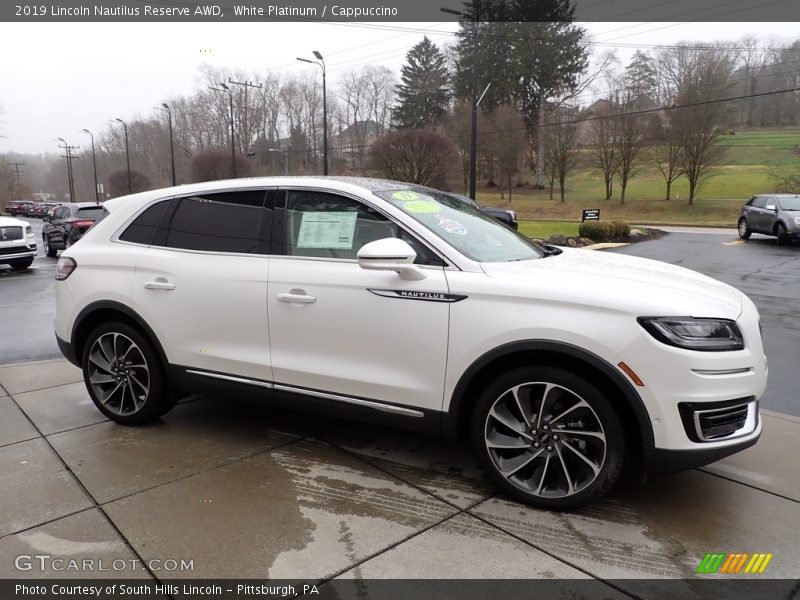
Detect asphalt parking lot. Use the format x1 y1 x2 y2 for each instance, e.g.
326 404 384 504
0 224 798 597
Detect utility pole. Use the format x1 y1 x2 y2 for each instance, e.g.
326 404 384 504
8 163 24 201
8 162 24 181
228 78 262 158
56 139 79 202
210 83 236 177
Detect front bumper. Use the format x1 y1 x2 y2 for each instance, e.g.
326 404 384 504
57 335 80 367
0 244 36 262
644 430 760 472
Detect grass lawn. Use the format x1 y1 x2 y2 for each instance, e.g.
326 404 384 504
475 127 799 229
517 221 580 239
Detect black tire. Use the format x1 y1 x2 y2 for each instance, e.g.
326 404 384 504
776 223 790 246
470 365 625 510
43 235 57 258
8 258 34 271
81 321 173 425
737 218 751 240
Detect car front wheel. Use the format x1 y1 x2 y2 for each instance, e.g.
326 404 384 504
737 218 751 240
82 322 172 425
43 235 57 258
776 223 790 246
471 365 625 510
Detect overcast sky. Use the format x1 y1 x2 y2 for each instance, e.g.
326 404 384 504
0 21 796 155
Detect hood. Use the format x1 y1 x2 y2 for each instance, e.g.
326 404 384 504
480 247 743 319
0 216 30 228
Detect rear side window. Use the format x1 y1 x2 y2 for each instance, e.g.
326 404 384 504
119 201 170 245
166 191 267 254
751 196 767 208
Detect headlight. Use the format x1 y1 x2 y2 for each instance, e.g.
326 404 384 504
638 317 744 351
793 217 800 226
25 225 33 236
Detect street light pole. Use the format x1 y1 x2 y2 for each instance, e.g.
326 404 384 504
156 103 177 186
210 83 236 178
80 129 100 202
113 118 132 194
442 2 481 200
298 51 328 175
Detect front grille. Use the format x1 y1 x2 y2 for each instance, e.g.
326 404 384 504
679 398 756 442
696 405 749 440
0 245 31 256
0 226 23 241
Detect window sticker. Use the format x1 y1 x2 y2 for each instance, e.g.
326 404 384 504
391 191 420 202
296 211 358 249
434 215 468 235
404 200 441 214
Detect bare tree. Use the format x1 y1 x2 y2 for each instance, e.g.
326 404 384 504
370 129 456 188
587 100 621 200
614 89 648 204
659 44 737 204
490 104 526 201
543 109 579 203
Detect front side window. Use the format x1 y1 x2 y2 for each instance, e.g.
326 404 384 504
375 188 543 263
166 190 267 254
282 190 442 265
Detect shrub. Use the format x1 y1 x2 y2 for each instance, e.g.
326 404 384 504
578 221 613 242
369 129 457 188
610 220 631 237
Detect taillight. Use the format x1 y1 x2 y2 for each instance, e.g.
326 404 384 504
56 257 77 281
73 220 94 228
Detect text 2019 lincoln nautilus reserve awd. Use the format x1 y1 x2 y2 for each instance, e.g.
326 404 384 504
53 177 765 509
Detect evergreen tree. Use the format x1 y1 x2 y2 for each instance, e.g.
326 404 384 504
394 37 451 129
625 50 658 103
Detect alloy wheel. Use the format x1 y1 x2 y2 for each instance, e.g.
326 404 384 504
87 332 150 416
738 220 748 237
484 382 607 499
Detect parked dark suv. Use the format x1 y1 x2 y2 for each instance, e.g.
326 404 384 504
42 202 107 257
738 194 800 245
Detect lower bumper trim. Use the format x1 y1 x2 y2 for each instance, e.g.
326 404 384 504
56 335 79 367
644 433 760 472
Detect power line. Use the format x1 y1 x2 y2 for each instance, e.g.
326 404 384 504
8 162 25 181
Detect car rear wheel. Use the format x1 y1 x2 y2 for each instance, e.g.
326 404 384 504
43 236 57 258
737 218 751 240
81 322 173 425
776 223 790 246
471 365 625 510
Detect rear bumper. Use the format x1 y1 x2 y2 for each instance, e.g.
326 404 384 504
644 431 760 472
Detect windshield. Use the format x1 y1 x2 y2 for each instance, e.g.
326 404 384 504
375 188 543 262
778 197 800 211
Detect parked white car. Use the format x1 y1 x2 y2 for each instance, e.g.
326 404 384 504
53 177 766 509
0 215 37 271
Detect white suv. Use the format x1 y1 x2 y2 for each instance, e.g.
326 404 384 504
0 215 37 271
54 177 766 509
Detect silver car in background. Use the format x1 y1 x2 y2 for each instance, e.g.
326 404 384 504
738 194 800 245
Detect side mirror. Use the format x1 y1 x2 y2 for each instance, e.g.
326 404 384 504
357 238 426 281
765 204 777 211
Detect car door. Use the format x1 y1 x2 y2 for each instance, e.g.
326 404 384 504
267 188 451 412
47 206 70 247
762 196 779 233
131 189 274 383
748 196 768 232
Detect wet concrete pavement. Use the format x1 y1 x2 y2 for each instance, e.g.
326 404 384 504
0 359 798 596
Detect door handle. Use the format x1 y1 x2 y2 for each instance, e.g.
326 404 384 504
144 280 175 291
277 292 316 304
